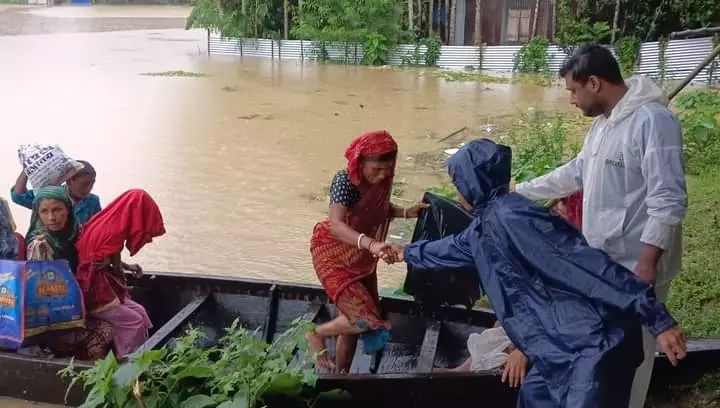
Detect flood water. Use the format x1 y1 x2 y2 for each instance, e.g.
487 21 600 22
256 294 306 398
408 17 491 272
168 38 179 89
1 6 572 406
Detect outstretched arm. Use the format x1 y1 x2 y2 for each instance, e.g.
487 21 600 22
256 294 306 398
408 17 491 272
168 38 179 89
400 223 476 270
514 152 584 201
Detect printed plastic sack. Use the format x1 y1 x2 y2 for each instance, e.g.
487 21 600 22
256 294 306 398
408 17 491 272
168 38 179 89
0 261 25 350
18 144 84 190
402 192 482 309
0 260 85 350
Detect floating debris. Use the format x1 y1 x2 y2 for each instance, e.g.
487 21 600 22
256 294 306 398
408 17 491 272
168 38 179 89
140 70 206 77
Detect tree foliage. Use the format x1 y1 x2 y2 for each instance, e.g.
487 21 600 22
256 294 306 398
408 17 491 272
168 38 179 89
292 0 406 65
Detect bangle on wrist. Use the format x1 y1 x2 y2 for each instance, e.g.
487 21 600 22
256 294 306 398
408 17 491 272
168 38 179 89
357 233 366 249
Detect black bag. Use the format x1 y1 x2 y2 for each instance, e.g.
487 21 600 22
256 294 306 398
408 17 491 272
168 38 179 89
402 192 482 309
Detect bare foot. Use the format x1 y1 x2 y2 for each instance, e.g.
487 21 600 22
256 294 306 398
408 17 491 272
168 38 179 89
307 332 335 371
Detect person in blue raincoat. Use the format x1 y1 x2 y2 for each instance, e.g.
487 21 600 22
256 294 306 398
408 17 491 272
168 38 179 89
385 138 687 408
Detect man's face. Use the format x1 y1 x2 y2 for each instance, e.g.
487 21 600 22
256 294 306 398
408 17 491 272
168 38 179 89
564 75 605 117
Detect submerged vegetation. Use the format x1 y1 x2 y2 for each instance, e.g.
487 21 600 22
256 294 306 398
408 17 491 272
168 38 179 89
140 70 207 78
60 318 317 408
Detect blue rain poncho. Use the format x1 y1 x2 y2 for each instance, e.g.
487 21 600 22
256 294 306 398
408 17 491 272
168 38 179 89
403 139 677 408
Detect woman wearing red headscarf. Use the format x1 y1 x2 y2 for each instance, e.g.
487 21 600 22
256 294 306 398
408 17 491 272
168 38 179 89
75 189 166 359
308 130 428 373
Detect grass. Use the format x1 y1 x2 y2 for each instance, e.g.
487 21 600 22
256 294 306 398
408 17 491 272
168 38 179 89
665 168 720 337
0 0 27 4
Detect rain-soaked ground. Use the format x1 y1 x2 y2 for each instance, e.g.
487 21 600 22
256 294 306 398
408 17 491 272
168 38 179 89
1 6 572 405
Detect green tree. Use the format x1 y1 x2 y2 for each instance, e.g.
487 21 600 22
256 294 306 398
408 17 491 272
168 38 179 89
292 0 405 65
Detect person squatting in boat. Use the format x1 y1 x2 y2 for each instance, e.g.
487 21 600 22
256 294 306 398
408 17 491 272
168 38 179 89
307 130 428 373
20 186 165 360
382 139 686 408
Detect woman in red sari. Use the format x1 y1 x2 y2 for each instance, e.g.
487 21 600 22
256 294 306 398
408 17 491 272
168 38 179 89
75 189 166 359
308 130 427 373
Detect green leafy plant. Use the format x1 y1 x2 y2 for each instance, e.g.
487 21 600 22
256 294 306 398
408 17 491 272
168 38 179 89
673 89 720 175
503 111 579 183
422 36 442 67
614 36 641 78
59 318 317 408
292 0 404 65
554 0 612 56
363 33 392 65
513 36 550 74
186 0 278 39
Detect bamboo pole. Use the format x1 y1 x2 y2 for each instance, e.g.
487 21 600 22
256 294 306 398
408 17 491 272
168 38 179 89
667 43 720 100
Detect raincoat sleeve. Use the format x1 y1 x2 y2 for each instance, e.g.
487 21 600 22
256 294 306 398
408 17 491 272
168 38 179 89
637 110 687 250
404 223 475 270
514 149 584 201
10 187 34 210
492 206 676 337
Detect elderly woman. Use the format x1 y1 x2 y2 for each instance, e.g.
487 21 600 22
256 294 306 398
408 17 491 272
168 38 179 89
308 130 427 373
24 186 112 360
75 189 166 359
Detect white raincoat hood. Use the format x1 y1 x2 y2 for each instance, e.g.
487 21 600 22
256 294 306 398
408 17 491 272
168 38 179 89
609 76 669 124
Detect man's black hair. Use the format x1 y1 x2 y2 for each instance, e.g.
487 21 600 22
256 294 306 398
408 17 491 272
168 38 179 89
558 44 625 85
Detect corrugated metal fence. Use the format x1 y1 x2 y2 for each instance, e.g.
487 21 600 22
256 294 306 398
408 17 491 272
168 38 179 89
209 32 719 83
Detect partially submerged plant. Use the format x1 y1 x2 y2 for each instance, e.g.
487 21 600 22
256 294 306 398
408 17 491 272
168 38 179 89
59 318 317 408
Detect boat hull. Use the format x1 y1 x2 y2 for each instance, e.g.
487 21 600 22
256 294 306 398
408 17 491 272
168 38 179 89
0 271 718 407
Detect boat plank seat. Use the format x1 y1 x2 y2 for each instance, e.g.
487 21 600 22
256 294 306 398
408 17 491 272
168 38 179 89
416 320 442 372
138 293 210 353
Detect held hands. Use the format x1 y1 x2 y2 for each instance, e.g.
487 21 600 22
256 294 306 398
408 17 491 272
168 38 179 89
366 241 405 265
656 326 687 366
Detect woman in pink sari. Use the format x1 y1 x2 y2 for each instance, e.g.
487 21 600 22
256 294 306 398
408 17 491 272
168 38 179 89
75 189 166 359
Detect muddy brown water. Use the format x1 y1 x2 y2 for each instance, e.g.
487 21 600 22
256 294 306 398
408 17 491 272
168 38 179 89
0 6 573 406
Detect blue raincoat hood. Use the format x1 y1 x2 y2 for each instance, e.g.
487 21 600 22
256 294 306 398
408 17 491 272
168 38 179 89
405 138 677 407
447 139 511 214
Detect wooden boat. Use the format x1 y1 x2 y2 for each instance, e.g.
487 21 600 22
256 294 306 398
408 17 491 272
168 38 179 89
1 271 719 408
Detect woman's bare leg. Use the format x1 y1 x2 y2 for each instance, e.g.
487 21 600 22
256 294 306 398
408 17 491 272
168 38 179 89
307 315 363 371
335 333 358 374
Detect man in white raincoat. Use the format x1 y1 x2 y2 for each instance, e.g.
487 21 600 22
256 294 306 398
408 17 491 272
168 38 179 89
514 44 687 408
